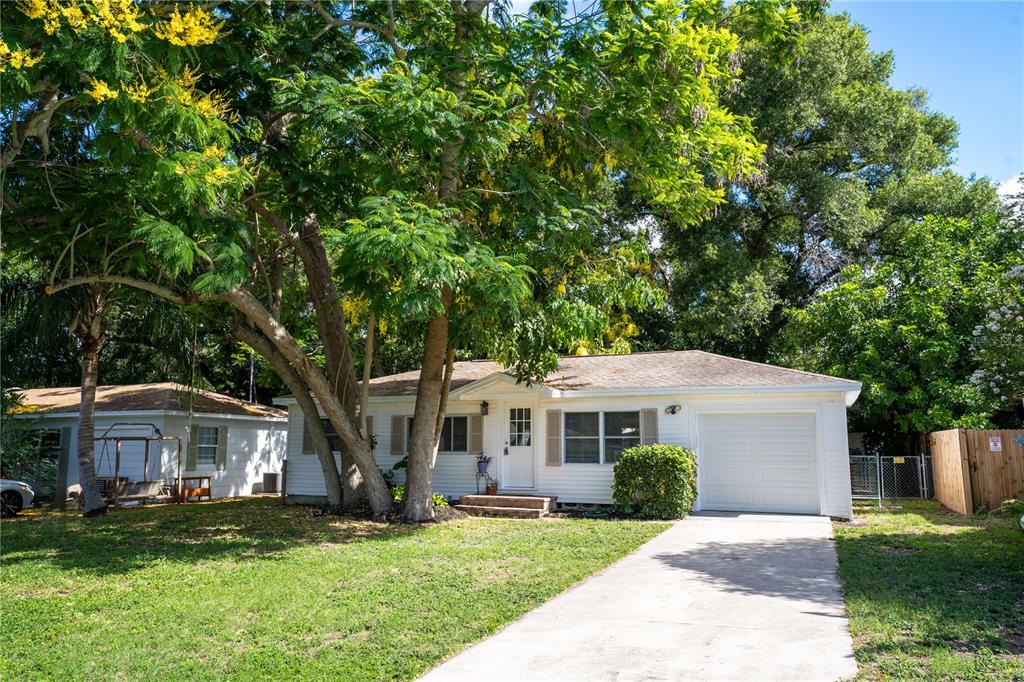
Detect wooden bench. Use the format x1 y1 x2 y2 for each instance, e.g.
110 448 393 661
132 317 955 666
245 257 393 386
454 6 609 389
179 476 212 502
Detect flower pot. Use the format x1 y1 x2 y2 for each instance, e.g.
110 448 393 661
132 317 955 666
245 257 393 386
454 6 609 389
477 461 489 474
485 486 497 495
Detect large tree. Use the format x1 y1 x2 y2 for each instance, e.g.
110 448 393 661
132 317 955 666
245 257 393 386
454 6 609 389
780 213 1023 452
641 12 999 360
18 0 806 521
2 1 243 513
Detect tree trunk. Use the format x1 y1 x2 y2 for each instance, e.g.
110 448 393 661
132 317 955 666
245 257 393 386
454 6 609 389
232 323 344 510
219 287 393 516
72 290 107 517
404 290 453 521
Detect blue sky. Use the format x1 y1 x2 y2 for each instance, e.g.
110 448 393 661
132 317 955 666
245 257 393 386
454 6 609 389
832 1 1024 189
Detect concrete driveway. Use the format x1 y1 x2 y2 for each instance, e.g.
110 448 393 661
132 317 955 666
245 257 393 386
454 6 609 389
419 513 857 682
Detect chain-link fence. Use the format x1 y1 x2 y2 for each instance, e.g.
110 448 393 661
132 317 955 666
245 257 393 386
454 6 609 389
850 454 933 502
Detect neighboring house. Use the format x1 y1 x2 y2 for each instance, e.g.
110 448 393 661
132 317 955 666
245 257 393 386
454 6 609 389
275 350 862 518
13 383 287 501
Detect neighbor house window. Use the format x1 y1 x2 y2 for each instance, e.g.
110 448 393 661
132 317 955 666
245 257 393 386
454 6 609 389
195 426 219 466
564 412 600 463
563 411 641 464
603 412 640 463
407 416 468 453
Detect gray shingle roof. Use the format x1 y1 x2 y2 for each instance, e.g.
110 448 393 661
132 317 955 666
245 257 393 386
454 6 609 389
15 383 286 418
366 350 858 397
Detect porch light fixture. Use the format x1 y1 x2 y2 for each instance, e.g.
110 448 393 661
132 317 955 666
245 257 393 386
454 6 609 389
665 404 681 415
480 401 489 416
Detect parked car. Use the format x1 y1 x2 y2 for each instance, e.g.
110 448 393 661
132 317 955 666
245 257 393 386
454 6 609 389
1 480 35 518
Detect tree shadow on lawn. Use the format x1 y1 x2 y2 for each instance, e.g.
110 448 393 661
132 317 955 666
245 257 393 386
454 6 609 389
0 498 425 577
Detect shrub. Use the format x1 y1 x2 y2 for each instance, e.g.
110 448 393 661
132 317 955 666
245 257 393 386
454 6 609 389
390 485 449 507
613 444 697 519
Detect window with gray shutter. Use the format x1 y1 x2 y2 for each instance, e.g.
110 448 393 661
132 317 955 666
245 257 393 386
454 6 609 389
545 410 562 466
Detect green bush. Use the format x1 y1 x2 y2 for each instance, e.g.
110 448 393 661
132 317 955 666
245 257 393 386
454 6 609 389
390 484 449 508
612 444 697 519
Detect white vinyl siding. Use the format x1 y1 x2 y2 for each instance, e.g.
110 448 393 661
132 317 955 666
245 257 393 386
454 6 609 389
281 388 854 518
17 412 286 499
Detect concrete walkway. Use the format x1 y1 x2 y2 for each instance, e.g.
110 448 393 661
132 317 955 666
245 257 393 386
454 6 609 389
419 513 857 682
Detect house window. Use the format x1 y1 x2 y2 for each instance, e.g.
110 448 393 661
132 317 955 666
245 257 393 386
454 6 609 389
603 412 640 463
509 408 531 446
320 418 343 452
195 426 219 465
563 411 641 464
407 416 468 453
564 412 600 463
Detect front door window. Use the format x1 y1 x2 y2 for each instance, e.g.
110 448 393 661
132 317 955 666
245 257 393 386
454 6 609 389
509 408 531 446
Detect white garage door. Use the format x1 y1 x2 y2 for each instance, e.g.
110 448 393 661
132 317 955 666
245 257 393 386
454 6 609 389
699 413 819 514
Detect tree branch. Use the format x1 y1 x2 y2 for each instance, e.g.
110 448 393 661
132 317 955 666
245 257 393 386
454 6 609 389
302 0 407 59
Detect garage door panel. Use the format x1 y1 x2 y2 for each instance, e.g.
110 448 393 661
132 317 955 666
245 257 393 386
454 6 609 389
703 485 756 508
705 462 755 483
699 413 819 515
760 465 815 483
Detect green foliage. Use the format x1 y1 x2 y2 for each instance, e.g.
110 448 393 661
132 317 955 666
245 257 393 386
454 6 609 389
650 13 999 360
0 389 41 479
783 214 1022 447
389 484 448 508
613 444 697 519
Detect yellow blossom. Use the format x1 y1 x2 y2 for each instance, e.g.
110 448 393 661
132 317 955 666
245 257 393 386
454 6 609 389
122 80 155 103
58 3 88 31
92 0 146 42
488 206 501 225
18 0 59 33
202 145 225 160
204 164 231 186
87 79 119 102
154 6 222 47
0 39 43 72
531 128 545 149
195 93 232 120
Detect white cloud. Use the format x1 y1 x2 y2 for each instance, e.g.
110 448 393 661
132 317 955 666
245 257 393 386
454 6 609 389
997 175 1023 199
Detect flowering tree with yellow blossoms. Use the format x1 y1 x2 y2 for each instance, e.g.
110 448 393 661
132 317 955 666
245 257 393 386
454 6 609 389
1 1 242 514
7 1 812 521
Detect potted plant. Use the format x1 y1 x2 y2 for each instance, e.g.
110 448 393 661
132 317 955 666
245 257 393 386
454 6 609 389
476 453 492 474
485 476 499 495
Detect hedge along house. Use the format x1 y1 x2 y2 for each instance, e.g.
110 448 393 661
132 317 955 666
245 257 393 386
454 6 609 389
275 350 862 518
12 383 287 502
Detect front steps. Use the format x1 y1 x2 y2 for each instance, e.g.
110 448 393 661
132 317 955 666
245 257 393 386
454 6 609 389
456 494 557 519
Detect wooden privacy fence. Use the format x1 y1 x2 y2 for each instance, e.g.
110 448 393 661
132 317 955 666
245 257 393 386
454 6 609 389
928 429 1024 514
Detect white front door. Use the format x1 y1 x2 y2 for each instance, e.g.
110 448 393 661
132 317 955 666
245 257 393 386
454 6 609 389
503 406 535 489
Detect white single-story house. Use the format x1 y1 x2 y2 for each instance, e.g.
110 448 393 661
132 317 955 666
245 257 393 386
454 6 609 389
275 350 862 518
13 383 287 501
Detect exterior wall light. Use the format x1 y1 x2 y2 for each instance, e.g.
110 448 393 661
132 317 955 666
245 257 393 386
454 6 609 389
480 401 489 416
665 404 682 415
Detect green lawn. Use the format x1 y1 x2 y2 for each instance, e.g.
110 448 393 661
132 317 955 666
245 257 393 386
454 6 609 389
1 498 668 681
834 500 1024 681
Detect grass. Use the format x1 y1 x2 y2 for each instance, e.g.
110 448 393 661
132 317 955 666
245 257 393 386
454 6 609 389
0 498 669 681
834 499 1024 681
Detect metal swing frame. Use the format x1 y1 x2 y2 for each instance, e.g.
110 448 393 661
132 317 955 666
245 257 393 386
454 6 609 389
95 423 183 505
